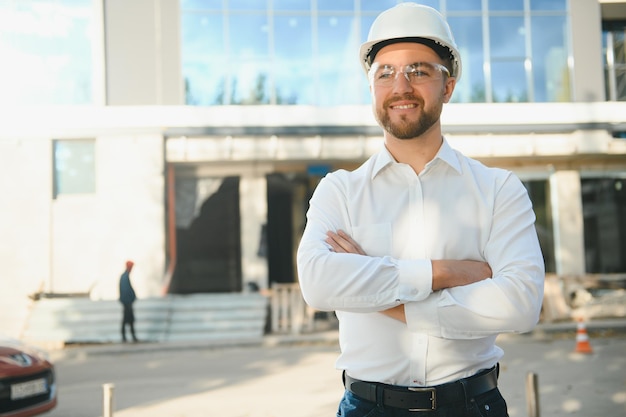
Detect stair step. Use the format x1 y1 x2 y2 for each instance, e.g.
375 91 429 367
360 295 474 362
22 293 269 345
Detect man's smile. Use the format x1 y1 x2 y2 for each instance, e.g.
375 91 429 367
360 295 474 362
390 103 417 110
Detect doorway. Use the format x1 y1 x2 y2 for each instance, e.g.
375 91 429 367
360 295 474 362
168 176 242 293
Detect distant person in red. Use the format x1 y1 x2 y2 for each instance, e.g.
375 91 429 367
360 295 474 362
119 260 139 342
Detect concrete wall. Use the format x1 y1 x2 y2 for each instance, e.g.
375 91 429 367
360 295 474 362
87 134 166 300
0 138 53 298
104 0 183 105
0 130 166 307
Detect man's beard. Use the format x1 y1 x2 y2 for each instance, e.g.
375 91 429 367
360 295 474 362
376 94 443 140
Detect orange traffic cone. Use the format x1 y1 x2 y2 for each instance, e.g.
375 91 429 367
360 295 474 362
574 319 593 354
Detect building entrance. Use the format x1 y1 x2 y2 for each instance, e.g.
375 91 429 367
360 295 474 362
165 170 313 294
168 176 242 293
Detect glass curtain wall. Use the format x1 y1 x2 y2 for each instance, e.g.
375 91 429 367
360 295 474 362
0 0 94 105
446 0 570 103
181 0 368 105
181 0 571 105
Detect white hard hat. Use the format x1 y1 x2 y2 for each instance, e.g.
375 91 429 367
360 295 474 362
359 3 462 80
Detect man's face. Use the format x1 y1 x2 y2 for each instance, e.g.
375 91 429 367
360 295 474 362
369 42 455 140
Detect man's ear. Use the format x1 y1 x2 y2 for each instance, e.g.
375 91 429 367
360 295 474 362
443 77 456 103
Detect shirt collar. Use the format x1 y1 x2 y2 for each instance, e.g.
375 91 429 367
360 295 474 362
371 146 395 179
433 138 462 174
371 137 462 179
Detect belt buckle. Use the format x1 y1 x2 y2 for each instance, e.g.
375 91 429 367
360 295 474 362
407 387 436 412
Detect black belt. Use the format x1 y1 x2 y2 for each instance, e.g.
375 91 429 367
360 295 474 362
344 366 498 412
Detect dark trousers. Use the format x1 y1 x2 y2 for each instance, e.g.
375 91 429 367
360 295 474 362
121 303 138 342
337 388 508 417
338 379 508 417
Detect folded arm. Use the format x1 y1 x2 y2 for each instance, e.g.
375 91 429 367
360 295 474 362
325 230 492 322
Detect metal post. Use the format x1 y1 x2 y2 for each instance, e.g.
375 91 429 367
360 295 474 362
290 285 303 335
525 372 540 417
103 383 115 417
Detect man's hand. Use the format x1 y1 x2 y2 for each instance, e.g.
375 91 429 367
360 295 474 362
325 230 366 255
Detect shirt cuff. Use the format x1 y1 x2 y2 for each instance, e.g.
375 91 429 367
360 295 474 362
396 258 433 301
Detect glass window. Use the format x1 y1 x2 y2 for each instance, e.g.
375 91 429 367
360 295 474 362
531 15 570 102
357 13 379 103
229 0 268 11
489 16 527 102
490 16 525 59
489 0 523 11
448 16 485 102
181 12 226 105
181 0 221 9
615 55 626 101
274 0 310 11
415 0 440 10
359 11 378 102
360 14 377 41
319 14 363 105
0 0 94 105
491 60 527 102
360 1 402 12
447 0 481 12
53 140 96 197
274 15 313 104
228 12 270 104
603 22 626 101
530 0 566 11
317 0 353 11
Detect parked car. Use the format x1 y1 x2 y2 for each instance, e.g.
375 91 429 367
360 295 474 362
0 336 57 417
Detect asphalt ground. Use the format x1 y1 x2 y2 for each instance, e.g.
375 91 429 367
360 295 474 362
46 319 626 417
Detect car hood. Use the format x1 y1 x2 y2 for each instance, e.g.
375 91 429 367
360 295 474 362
0 336 52 377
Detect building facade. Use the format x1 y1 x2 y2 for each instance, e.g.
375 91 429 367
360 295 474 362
1 0 625 312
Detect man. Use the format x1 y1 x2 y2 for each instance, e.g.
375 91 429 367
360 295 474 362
296 3 544 416
119 260 139 343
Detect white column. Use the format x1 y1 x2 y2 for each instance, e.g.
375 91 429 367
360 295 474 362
240 176 269 290
569 0 604 101
550 170 586 276
103 0 183 105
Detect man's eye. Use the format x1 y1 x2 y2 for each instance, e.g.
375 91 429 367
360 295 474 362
377 71 394 79
408 69 430 78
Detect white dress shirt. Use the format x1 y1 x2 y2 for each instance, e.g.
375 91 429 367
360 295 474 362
297 139 544 387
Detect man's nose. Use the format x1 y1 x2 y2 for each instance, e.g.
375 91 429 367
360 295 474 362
391 71 414 93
